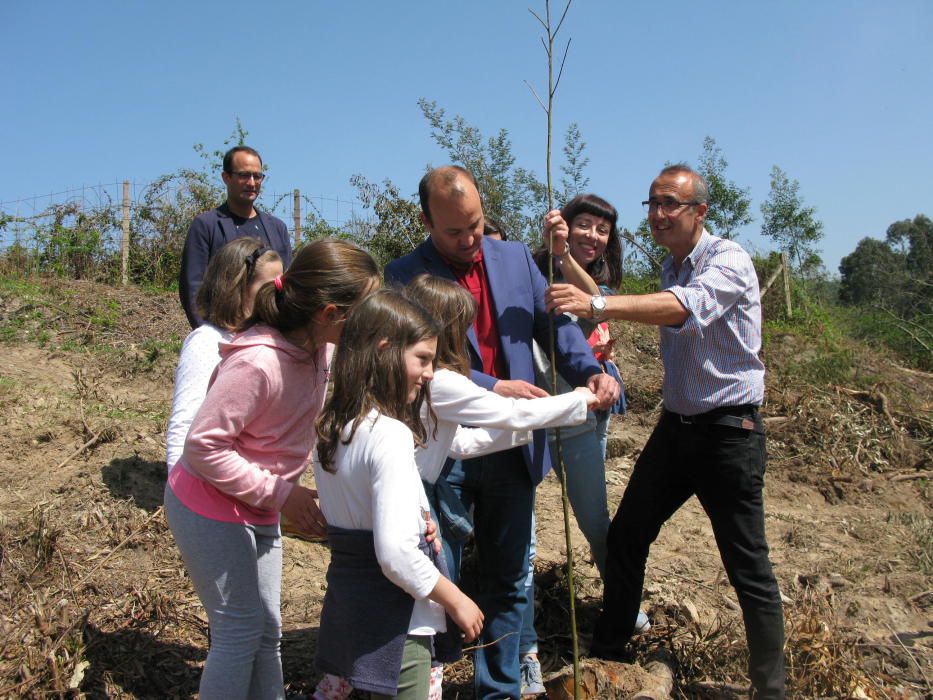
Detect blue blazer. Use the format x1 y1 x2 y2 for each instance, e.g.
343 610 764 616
179 203 293 329
385 236 601 484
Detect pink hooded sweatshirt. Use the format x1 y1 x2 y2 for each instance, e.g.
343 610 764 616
167 324 332 525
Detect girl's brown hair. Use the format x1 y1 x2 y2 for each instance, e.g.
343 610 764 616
404 275 475 377
196 237 282 330
316 289 440 473
247 238 379 335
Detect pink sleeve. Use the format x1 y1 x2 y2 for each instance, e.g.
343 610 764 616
182 355 294 511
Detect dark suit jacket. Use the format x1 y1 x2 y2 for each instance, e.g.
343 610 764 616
385 236 601 484
178 202 293 328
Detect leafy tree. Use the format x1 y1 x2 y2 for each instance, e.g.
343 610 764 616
132 166 222 287
558 122 589 203
418 98 547 244
760 165 824 271
696 136 753 239
620 218 665 278
886 214 933 282
300 210 347 245
192 117 250 176
838 237 904 306
34 201 117 281
131 120 249 287
837 215 932 366
352 102 591 260
349 175 424 268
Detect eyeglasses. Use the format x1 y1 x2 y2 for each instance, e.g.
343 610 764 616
229 171 266 182
642 198 699 214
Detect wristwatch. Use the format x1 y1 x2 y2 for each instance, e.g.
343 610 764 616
590 294 607 321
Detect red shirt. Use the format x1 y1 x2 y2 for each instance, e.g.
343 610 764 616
449 250 507 379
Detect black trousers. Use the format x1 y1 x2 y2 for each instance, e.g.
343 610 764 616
592 410 786 699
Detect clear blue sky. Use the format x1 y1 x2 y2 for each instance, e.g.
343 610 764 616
4 1 932 275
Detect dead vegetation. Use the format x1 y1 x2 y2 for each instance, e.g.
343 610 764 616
0 277 930 698
0 492 205 698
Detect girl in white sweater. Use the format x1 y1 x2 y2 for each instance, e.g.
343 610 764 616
312 277 595 700
314 289 483 700
405 274 597 485
165 237 282 472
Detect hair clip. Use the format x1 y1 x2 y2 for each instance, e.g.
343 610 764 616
245 246 271 270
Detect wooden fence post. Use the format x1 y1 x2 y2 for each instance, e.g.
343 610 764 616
760 260 783 298
121 181 130 286
293 189 301 247
781 251 792 318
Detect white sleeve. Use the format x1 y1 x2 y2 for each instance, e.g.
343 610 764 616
431 369 588 430
165 328 222 472
448 425 533 459
370 422 441 600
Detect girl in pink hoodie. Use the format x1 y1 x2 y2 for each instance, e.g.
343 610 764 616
164 238 379 700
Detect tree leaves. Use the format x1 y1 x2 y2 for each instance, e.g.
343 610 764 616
760 165 824 273
697 136 753 240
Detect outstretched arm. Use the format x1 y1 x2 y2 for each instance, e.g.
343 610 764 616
546 283 690 327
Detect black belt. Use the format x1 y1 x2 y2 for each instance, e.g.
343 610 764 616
665 405 760 431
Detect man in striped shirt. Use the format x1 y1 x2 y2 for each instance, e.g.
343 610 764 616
546 164 785 698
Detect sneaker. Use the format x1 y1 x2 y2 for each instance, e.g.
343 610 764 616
634 609 651 634
520 653 545 696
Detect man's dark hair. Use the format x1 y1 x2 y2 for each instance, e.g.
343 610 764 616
222 146 263 173
484 217 507 241
418 165 479 225
658 163 709 204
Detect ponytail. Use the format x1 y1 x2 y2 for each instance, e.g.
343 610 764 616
246 238 379 334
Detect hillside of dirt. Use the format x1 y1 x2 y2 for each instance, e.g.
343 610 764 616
0 277 930 699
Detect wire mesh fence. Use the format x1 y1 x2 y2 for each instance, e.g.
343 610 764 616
0 180 362 284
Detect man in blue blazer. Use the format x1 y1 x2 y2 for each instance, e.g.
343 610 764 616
178 146 293 328
385 165 618 699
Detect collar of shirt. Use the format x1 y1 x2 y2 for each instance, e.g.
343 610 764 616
661 228 711 286
441 248 484 276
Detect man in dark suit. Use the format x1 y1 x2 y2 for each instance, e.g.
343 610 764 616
385 165 618 699
178 146 292 328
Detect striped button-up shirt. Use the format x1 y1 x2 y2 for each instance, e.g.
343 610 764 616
659 229 764 416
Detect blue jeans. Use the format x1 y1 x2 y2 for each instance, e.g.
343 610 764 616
594 409 610 461
593 410 785 698
519 427 611 658
445 449 534 700
550 427 611 577
519 511 538 656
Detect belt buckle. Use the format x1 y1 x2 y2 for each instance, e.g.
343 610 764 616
678 413 693 425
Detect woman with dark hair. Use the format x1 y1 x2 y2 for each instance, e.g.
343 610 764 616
538 193 622 292
535 193 626 454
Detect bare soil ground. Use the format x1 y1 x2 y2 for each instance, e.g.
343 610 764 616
0 278 930 699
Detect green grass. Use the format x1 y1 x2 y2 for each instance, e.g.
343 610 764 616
0 276 46 296
888 512 933 575
95 403 168 424
140 336 184 365
0 274 183 368
89 298 120 330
